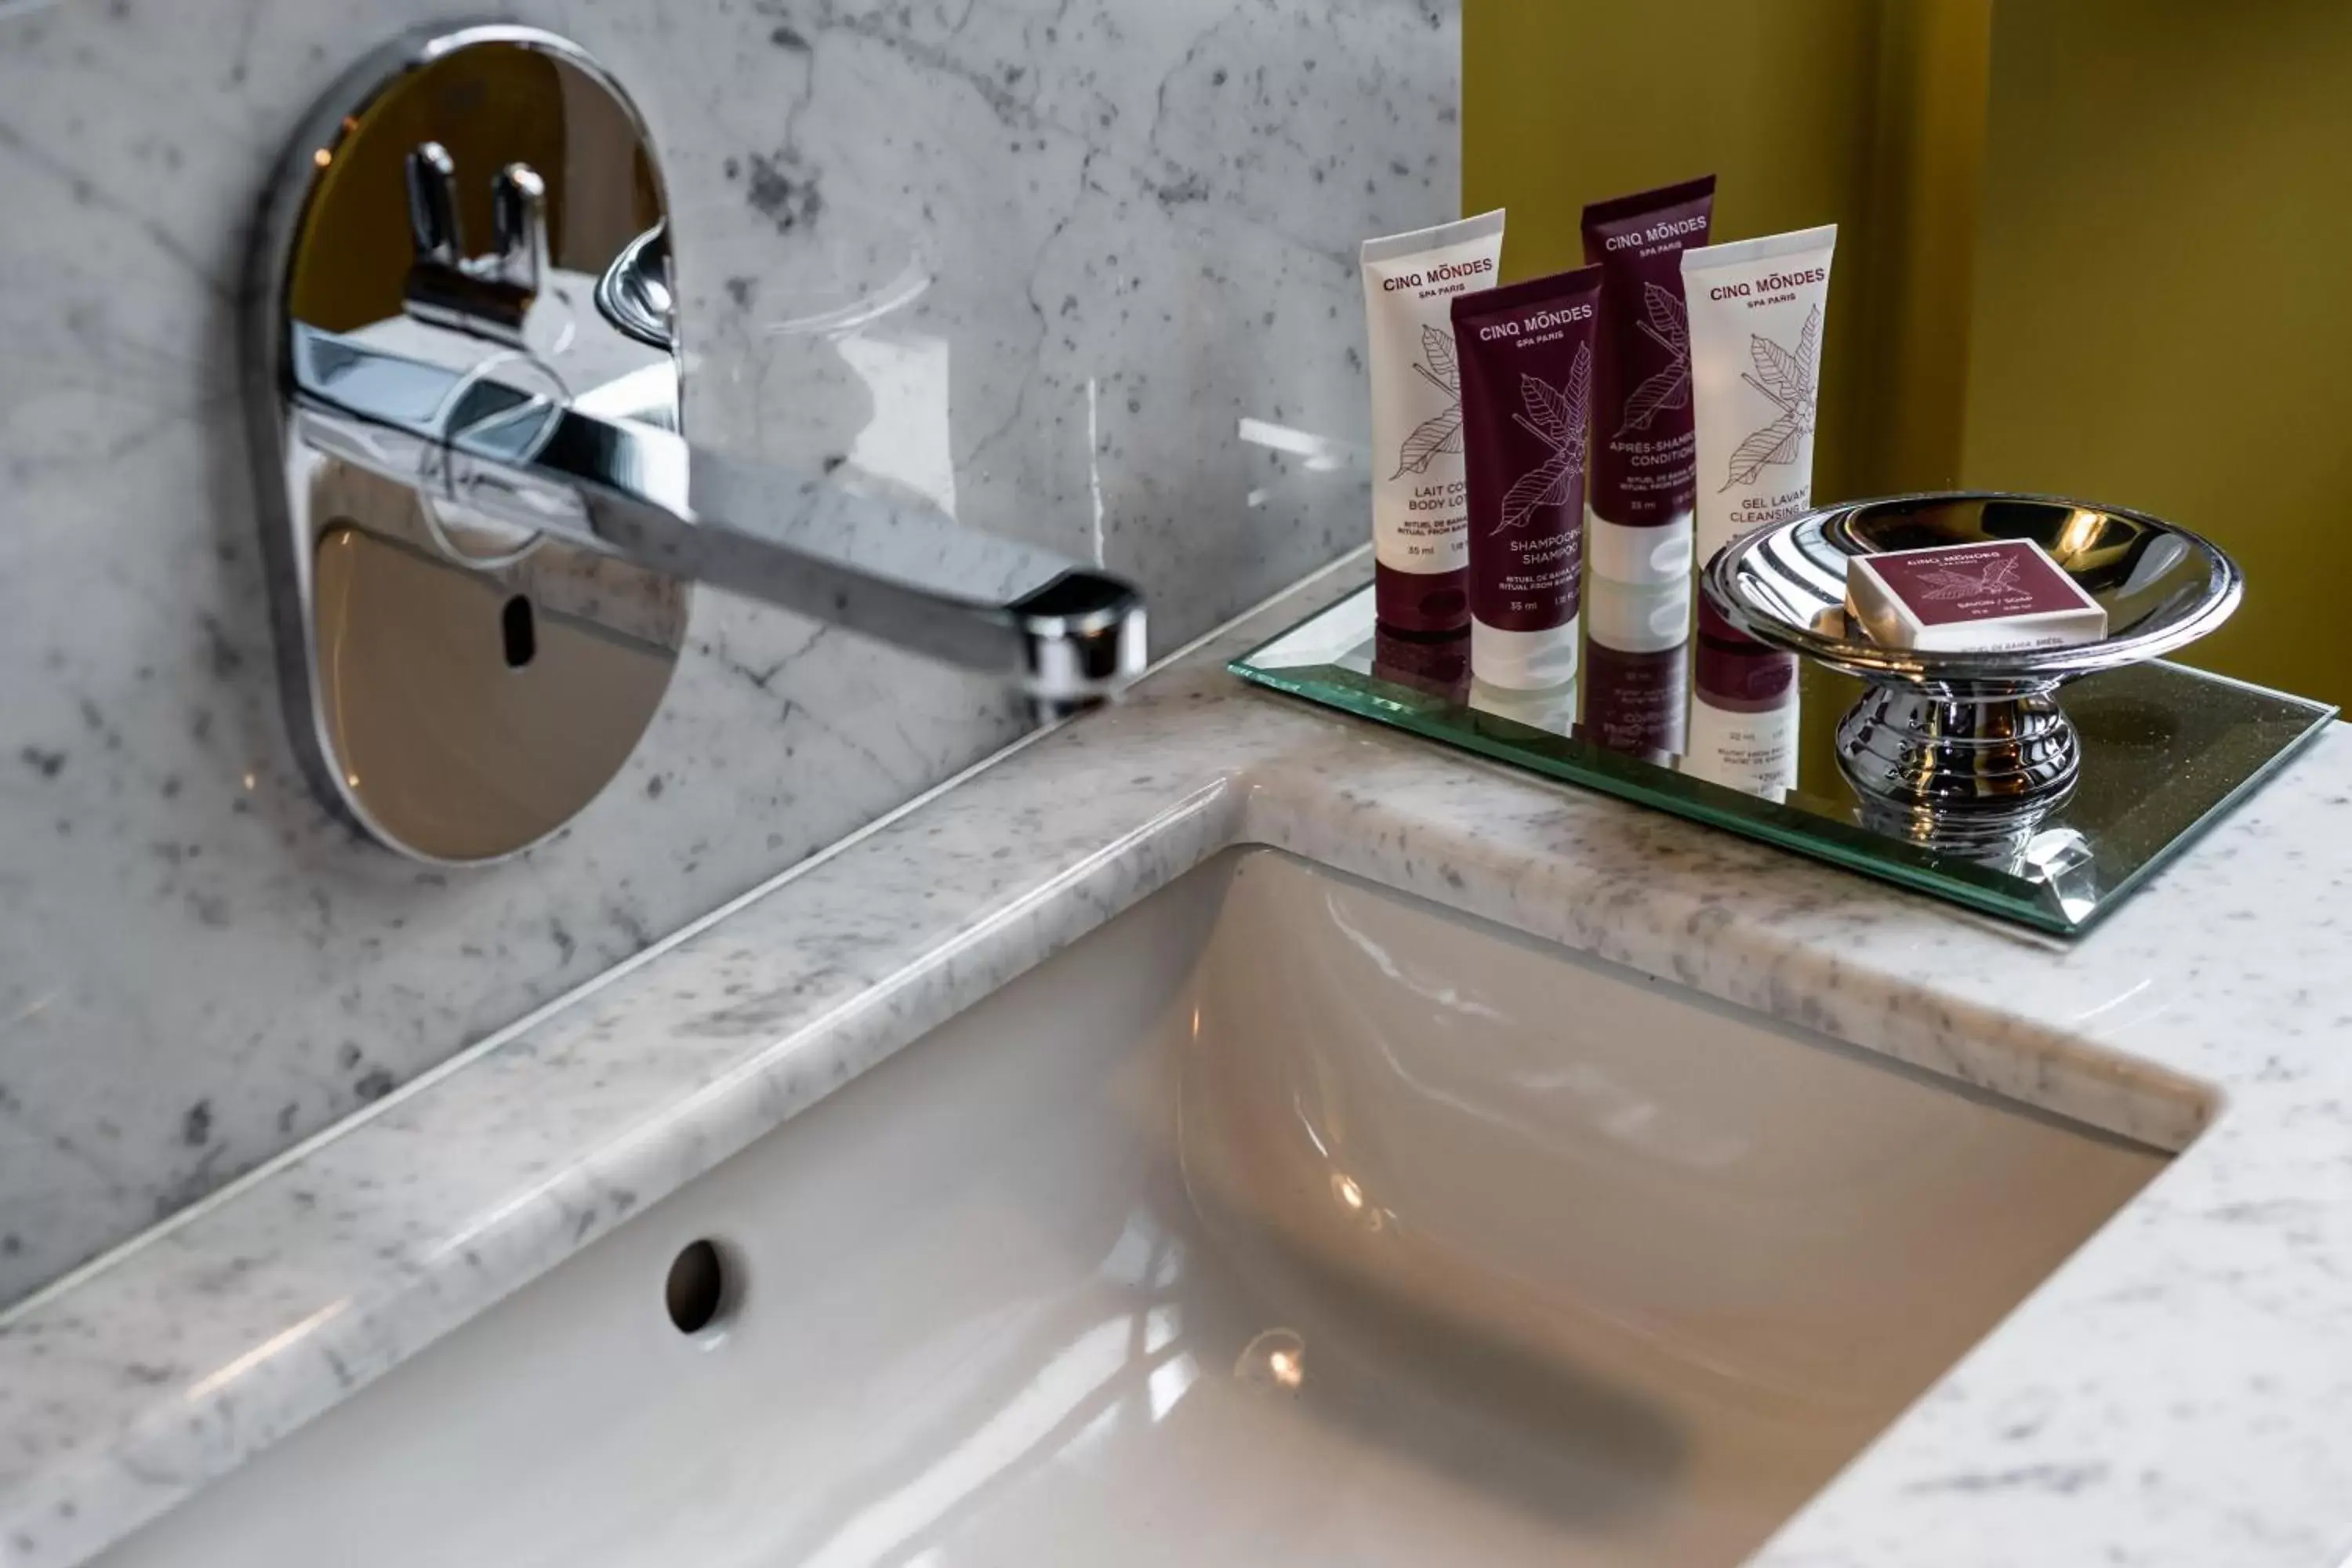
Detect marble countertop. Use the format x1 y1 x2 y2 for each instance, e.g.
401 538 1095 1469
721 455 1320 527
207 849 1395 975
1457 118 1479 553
6 550 2352 1568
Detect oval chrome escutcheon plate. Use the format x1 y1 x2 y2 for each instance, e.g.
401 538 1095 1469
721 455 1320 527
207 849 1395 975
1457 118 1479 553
247 24 687 862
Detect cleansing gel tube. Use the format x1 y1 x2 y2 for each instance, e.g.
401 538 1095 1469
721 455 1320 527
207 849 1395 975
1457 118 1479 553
1679 223 1837 570
1451 264 1602 688
1581 175 1715 585
1360 209 1507 637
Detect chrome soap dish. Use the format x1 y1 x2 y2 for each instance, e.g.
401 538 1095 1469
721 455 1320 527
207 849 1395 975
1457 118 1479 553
1704 492 2243 841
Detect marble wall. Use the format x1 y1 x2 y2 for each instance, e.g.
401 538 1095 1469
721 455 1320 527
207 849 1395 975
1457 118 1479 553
0 0 1457 1304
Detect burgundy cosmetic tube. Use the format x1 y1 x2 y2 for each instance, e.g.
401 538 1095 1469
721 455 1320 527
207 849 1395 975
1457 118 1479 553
1581 174 1715 585
1450 265 1603 689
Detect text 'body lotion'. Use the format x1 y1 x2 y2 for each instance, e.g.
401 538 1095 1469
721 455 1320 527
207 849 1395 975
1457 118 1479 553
1360 209 1507 637
1680 224 1837 570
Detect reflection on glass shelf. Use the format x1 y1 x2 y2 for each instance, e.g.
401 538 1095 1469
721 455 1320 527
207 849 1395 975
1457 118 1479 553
1231 582 2334 935
1470 679 1580 739
1587 577 1694 766
1685 597 1797 799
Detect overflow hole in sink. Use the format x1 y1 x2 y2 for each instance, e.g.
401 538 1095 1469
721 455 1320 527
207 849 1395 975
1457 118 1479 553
664 1238 737 1336
500 593 536 669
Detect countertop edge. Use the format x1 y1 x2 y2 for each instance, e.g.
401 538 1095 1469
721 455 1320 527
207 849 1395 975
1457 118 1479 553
7 551 2352 1568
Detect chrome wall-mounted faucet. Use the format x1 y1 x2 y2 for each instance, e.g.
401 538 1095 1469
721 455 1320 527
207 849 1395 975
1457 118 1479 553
247 24 1146 864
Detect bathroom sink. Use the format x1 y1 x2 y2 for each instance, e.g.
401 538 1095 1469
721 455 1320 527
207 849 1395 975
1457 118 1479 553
100 848 2166 1568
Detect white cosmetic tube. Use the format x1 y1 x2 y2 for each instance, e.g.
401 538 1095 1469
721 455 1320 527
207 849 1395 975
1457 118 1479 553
1679 224 1836 571
1359 209 1507 636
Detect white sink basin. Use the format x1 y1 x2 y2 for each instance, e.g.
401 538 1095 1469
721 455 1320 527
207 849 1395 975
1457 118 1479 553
101 848 2165 1567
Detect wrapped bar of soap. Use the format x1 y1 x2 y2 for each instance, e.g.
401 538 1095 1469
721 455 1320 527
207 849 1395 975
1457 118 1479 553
1845 539 2107 652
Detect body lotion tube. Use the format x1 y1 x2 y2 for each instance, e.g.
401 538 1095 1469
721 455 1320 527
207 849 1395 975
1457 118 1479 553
1361 209 1507 637
1452 265 1601 688
1680 224 1836 569
1581 175 1715 585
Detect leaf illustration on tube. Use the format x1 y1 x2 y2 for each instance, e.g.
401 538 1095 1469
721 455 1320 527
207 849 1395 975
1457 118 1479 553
1521 372 1575 445
1390 325 1464 478
1421 323 1460 394
1499 452 1575 532
1723 414 1804 489
1392 406 1463 478
1496 342 1592 534
1749 335 1803 399
1721 303 1821 491
1566 335 1592 440
1618 362 1690 434
1642 281 1688 356
1619 282 1691 436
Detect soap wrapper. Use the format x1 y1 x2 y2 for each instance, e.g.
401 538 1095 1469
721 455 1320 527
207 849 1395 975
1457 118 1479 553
1845 539 2107 652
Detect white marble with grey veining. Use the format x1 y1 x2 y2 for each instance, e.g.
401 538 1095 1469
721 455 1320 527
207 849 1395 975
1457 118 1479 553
0 0 1454 1302
4 552 2352 1566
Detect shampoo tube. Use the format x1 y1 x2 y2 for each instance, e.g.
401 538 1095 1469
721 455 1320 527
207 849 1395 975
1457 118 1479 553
1452 264 1602 688
1581 175 1715 585
1680 224 1837 569
1360 209 1507 636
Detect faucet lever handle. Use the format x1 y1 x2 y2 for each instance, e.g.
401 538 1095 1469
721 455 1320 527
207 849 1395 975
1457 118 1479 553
490 163 549 296
404 141 463 265
398 143 545 347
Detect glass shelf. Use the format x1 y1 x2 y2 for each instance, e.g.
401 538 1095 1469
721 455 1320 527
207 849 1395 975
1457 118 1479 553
1230 581 2336 935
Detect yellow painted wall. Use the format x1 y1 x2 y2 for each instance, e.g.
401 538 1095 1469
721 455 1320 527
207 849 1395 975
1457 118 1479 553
1463 0 1990 508
1468 0 2345 706
1962 0 2352 701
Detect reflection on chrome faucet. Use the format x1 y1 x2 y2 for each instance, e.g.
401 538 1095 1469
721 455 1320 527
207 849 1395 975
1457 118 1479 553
1236 1327 1308 1394
287 316 1144 706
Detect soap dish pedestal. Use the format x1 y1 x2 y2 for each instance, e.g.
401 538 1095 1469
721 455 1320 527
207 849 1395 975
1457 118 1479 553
1704 492 2243 844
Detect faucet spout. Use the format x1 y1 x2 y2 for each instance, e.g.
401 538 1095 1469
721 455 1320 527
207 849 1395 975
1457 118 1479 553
285 323 1149 705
